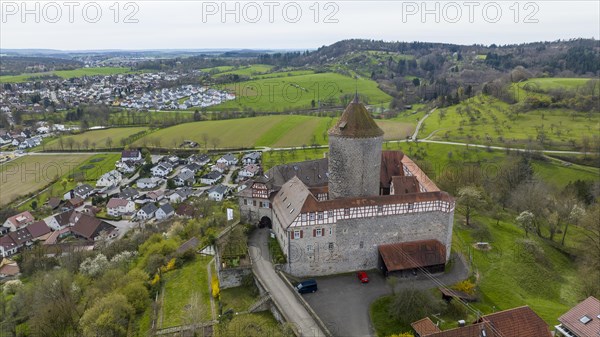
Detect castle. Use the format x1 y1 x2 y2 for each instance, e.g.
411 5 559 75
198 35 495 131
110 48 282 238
238 97 455 277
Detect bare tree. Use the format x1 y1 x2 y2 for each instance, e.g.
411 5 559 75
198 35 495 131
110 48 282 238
210 137 220 150
105 137 113 149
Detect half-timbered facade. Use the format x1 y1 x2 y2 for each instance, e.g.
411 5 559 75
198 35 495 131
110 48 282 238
237 98 455 276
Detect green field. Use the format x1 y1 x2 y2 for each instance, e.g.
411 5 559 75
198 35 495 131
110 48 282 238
160 255 212 328
43 127 149 150
525 77 599 93
133 115 413 149
17 153 121 210
211 72 392 112
215 64 274 77
214 312 287 337
0 67 132 83
0 154 92 206
419 95 600 150
201 65 235 73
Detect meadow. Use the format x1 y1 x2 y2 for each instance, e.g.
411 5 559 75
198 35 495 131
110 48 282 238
419 95 600 150
0 67 132 83
214 64 274 77
210 72 392 112
42 127 149 150
133 115 413 149
0 154 92 206
159 255 212 328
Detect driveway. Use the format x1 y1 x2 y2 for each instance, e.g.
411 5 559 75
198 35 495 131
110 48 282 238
303 254 469 337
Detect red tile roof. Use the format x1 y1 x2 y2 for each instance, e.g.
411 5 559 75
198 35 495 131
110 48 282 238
26 220 51 239
558 296 600 337
5 211 34 228
378 240 446 272
106 198 130 209
411 317 441 336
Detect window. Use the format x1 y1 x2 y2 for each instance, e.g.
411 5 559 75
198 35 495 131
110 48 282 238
316 228 322 236
253 200 256 207
329 228 333 235
317 212 323 220
243 199 248 205
359 241 364 249
344 208 350 216
328 210 334 217
294 231 301 239
377 205 383 213
579 316 592 324
290 208 295 214
263 202 269 208
307 245 313 252
309 213 315 220
328 242 334 251
408 203 414 210
301 214 307 221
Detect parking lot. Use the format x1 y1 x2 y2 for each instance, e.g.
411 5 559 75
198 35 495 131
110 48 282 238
302 254 469 337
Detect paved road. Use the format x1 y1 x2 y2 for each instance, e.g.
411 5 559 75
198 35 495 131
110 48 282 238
304 254 469 337
411 107 436 140
249 228 326 337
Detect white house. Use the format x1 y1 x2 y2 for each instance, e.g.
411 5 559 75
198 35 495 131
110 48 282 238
217 153 238 166
121 149 142 163
207 184 229 201
200 171 222 185
44 210 81 231
181 163 202 175
187 153 210 166
242 152 261 165
174 170 195 187
96 170 123 187
151 163 173 177
115 161 136 174
137 177 163 189
136 203 158 221
239 164 261 178
167 187 194 203
106 198 135 217
64 184 94 200
3 211 35 231
155 204 175 220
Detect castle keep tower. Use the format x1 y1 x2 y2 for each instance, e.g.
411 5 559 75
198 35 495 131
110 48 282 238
328 96 384 199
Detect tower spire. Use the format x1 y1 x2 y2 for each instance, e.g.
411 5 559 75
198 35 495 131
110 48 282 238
353 78 359 103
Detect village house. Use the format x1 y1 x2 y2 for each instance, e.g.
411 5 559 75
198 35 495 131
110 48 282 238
155 204 175 220
106 198 136 217
411 306 551 337
44 210 81 230
137 203 158 220
64 184 94 200
71 214 117 241
239 164 261 178
555 296 600 337
3 211 35 231
210 162 228 173
242 151 261 165
0 221 49 258
119 187 139 200
151 162 173 177
116 161 137 174
167 187 195 203
137 177 163 189
96 169 123 187
207 184 229 201
217 153 238 166
174 170 196 186
187 153 210 166
200 171 222 185
181 162 202 175
146 190 165 202
0 258 20 278
120 149 142 162
163 155 180 166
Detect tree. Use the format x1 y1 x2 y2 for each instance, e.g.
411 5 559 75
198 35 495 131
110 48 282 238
201 133 209 149
516 211 534 237
457 185 484 226
82 138 90 150
388 288 445 326
65 137 75 150
80 293 134 337
510 180 551 237
211 137 221 150
193 110 201 121
105 137 113 149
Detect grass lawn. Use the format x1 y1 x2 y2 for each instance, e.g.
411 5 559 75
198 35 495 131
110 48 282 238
219 285 258 313
0 67 132 83
215 64 274 77
525 77 599 93
211 72 392 112
262 148 328 171
160 255 212 328
419 95 600 150
43 127 148 150
0 154 92 206
214 312 287 337
370 296 408 337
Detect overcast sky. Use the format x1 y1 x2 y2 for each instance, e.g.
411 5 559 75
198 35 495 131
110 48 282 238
1 1 598 50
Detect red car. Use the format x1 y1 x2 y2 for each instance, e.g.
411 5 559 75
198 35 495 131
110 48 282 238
357 271 369 283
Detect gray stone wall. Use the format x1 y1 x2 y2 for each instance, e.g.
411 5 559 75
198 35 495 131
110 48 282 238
283 210 454 277
239 197 273 224
218 266 252 289
328 135 382 199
